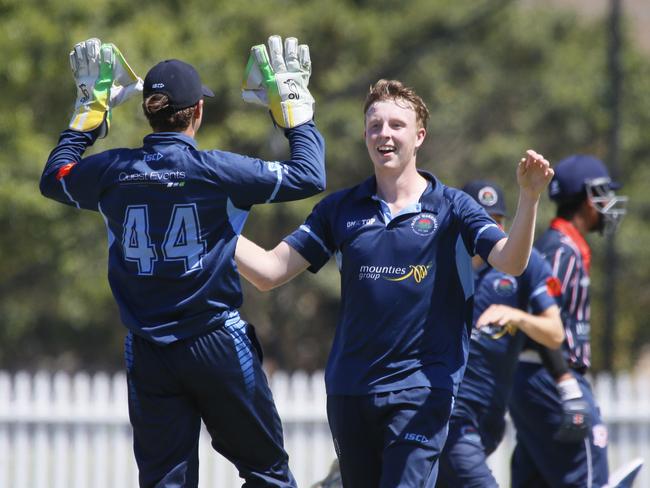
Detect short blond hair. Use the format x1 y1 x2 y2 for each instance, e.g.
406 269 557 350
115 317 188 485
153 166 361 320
363 79 430 129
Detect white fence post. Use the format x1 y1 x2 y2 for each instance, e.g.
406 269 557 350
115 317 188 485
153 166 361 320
91 372 110 488
72 372 90 488
33 371 50 488
52 371 71 488
13 371 31 488
0 371 11 488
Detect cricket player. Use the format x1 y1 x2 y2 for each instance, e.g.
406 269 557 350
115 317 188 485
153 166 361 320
509 155 628 488
40 36 324 487
235 79 554 487
436 181 563 488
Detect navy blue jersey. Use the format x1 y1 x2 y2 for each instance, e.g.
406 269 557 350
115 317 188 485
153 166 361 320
453 249 556 419
535 219 591 369
40 124 325 344
284 172 506 395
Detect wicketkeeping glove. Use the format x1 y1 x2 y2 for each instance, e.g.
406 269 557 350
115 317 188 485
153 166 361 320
69 38 143 138
241 35 314 128
554 377 592 443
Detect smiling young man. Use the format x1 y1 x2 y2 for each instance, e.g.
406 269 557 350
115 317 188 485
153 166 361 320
235 79 554 487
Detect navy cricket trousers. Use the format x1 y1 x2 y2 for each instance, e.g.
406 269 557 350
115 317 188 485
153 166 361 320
327 387 453 488
124 319 296 488
437 401 506 488
509 362 608 488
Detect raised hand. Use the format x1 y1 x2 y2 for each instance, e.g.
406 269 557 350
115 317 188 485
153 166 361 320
69 38 142 138
241 35 314 128
516 149 554 200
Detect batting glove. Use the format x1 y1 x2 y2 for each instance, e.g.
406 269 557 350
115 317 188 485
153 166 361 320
554 377 592 443
69 38 143 138
242 35 314 128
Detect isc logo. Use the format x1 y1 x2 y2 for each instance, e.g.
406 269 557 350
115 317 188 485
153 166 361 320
144 152 163 162
404 433 428 443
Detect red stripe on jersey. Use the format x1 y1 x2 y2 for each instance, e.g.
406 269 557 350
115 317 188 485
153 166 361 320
550 218 591 273
56 162 77 181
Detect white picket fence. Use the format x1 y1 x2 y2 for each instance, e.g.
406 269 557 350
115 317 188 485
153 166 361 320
0 370 648 488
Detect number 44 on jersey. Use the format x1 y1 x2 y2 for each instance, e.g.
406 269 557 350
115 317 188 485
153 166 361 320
122 203 206 275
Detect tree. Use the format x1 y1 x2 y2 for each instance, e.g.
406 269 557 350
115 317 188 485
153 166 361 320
1 0 648 372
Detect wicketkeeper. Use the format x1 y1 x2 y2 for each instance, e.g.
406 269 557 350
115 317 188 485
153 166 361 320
41 36 324 487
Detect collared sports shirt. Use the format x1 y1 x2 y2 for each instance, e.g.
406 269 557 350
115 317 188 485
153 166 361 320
284 172 506 396
453 249 556 421
535 219 592 370
40 123 325 344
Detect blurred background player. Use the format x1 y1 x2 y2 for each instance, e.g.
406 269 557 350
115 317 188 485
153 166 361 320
40 36 324 487
235 79 554 487
436 180 563 488
509 155 628 488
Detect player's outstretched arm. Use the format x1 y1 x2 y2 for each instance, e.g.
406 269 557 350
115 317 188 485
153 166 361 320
235 237 310 292
476 304 564 349
226 34 325 205
41 39 142 208
488 150 554 275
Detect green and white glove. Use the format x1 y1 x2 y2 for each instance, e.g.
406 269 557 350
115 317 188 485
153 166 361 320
69 38 143 138
242 35 314 128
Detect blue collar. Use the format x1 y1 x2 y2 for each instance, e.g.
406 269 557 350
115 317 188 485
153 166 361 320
143 132 199 150
354 170 443 214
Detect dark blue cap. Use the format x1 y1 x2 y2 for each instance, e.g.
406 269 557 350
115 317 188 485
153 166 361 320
462 180 507 216
143 59 214 110
548 154 620 201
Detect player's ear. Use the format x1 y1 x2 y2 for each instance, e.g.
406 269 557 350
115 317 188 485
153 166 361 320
187 100 203 133
414 127 426 150
193 100 204 128
582 197 596 212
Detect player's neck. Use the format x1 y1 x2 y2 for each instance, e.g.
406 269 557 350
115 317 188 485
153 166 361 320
563 199 599 237
569 216 590 236
181 126 197 139
180 107 202 139
569 207 597 237
375 165 428 212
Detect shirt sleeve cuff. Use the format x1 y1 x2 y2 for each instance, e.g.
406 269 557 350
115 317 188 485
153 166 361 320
475 225 507 261
283 232 330 273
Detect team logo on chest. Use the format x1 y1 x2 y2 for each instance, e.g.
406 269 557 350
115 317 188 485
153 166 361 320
411 213 438 236
493 276 517 296
358 263 432 283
